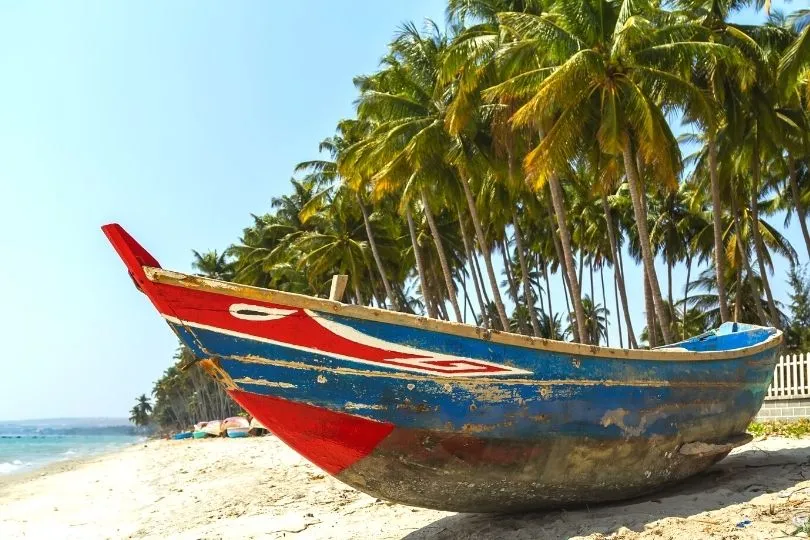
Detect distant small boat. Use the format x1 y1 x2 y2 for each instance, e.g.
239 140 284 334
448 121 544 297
202 420 222 437
173 431 193 440
192 421 219 438
223 416 250 438
104 224 783 512
248 417 268 436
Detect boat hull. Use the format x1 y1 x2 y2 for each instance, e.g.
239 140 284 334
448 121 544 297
228 385 754 512
102 224 782 512
226 427 249 438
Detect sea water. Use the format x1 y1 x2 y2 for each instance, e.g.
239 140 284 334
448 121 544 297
0 419 143 475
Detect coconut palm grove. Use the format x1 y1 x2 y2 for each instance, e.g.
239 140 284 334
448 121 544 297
144 0 810 429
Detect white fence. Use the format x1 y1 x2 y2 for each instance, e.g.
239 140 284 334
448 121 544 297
765 353 810 400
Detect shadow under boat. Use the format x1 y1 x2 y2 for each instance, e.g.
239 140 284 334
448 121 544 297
403 441 810 539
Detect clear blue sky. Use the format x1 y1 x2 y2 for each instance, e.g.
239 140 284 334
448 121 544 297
0 1 801 420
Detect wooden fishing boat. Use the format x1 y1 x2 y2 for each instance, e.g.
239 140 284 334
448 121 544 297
103 224 782 513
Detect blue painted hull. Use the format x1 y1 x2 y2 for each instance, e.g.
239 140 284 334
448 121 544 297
171 319 776 441
174 318 779 510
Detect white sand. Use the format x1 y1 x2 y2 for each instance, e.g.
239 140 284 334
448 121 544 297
1 435 809 539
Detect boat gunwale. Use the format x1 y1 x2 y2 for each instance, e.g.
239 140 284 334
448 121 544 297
144 266 783 363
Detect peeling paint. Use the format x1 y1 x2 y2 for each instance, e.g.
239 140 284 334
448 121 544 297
232 377 297 389
344 402 387 411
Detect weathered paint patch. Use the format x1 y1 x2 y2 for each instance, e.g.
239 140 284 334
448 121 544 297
344 402 387 411
232 377 297 389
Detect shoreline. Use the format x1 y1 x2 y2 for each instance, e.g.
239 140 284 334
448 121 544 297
2 435 810 539
0 436 145 487
0 439 145 490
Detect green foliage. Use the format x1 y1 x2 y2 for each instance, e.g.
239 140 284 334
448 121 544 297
149 345 242 433
748 418 810 438
131 1 810 438
208 0 806 344
128 394 152 427
785 263 810 352
133 2 810 424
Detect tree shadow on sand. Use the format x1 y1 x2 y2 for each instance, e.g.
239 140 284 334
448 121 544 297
403 442 810 539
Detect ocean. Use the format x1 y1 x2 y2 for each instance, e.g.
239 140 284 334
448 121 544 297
0 418 144 475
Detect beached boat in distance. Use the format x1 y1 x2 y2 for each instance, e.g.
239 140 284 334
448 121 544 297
192 422 211 438
248 417 268 436
222 417 250 438
103 224 783 513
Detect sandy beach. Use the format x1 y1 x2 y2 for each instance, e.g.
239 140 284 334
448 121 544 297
1 435 809 540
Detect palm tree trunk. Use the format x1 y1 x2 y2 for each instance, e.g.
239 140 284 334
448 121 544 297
749 139 780 327
473 252 491 306
667 260 673 311
600 263 609 347
512 212 541 337
589 256 596 343
732 195 768 325
428 263 449 321
562 268 572 334
613 266 623 348
541 258 553 323
734 257 743 322
459 177 510 329
622 138 673 343
708 137 731 323
406 208 436 319
547 176 588 343
458 209 485 326
462 275 475 324
683 253 692 340
501 238 526 333
788 156 810 258
600 193 637 348
502 238 519 305
578 252 584 294
435 287 450 320
353 277 362 306
645 275 657 347
420 188 463 323
358 194 398 310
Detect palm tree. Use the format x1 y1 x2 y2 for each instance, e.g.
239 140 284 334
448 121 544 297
538 311 563 340
347 22 511 327
686 266 789 328
292 189 376 304
191 250 233 281
486 2 742 343
565 296 608 346
129 394 152 427
135 0 810 367
296 120 402 309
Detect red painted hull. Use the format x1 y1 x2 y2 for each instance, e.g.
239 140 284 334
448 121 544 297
228 390 394 475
